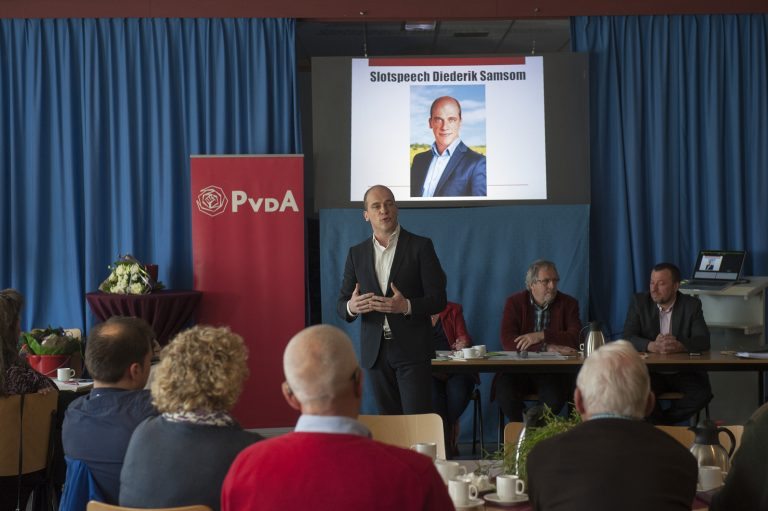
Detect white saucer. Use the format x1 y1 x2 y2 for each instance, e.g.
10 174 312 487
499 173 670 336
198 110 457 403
484 492 529 505
453 497 483 509
450 354 488 361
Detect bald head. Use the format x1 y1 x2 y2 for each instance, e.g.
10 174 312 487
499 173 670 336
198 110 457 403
283 325 360 413
576 340 652 419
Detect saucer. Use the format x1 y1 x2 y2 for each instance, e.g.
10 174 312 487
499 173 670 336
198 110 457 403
484 492 529 506
453 497 483 509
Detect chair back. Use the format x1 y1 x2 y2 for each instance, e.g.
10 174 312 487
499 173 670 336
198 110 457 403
503 421 524 446
358 413 446 459
656 425 695 447
0 392 58 476
87 502 212 511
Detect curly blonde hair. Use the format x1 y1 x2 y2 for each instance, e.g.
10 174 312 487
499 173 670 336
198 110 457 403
151 326 248 414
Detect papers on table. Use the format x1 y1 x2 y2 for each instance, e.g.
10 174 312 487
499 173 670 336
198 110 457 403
434 350 569 361
54 379 94 392
736 352 768 359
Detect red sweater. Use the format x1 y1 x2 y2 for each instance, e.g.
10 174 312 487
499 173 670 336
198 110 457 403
222 432 455 511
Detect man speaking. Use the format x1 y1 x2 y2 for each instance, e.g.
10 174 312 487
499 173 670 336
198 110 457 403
410 96 487 197
337 185 447 414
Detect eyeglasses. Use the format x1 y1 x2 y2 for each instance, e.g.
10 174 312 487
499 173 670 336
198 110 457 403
535 278 560 286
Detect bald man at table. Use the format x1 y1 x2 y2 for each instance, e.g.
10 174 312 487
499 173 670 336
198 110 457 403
221 325 454 511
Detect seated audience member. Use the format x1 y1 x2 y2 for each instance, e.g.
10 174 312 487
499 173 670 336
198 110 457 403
0 289 57 511
497 260 581 421
527 341 697 511
62 316 157 504
710 402 768 510
119 326 261 510
222 325 454 511
623 262 711 424
431 301 477 457
0 289 56 395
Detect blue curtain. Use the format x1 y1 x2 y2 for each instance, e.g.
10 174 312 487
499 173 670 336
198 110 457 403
0 18 301 331
320 206 590 428
571 15 768 337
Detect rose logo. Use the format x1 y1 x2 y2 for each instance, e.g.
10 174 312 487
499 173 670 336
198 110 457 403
196 185 229 217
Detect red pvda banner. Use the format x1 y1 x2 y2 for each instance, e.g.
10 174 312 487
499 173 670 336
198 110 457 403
190 155 304 428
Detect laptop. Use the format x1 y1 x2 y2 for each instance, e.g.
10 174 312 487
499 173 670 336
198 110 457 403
679 250 746 291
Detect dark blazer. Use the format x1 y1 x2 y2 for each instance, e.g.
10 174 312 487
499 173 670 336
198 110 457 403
336 228 447 369
527 418 698 511
623 291 710 352
410 141 487 197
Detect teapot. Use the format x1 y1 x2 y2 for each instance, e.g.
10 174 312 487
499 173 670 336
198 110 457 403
688 419 736 472
580 321 606 358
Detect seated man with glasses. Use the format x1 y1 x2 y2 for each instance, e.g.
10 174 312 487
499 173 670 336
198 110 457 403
410 95 487 197
496 260 582 421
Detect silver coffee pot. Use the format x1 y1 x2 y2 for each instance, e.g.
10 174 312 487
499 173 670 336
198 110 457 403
689 419 736 472
580 321 605 357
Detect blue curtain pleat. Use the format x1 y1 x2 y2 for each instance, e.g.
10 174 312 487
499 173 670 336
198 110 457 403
0 18 301 331
571 15 768 337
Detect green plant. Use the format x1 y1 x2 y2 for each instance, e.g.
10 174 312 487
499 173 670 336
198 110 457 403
491 406 582 483
20 327 82 356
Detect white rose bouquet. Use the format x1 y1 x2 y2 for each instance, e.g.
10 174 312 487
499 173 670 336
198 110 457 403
98 255 163 294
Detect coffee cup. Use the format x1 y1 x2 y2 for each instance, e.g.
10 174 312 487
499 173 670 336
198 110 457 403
496 474 525 501
448 478 478 506
474 345 487 357
57 368 76 381
434 460 466 484
462 347 479 359
699 465 724 491
410 442 437 460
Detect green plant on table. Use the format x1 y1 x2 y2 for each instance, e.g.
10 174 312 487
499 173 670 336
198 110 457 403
20 326 82 356
487 405 581 484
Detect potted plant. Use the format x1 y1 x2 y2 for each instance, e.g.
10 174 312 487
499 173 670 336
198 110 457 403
20 327 84 378
494 406 581 484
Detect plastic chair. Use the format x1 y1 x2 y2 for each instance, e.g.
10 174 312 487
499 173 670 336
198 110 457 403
358 413 446 459
87 503 212 511
0 392 58 511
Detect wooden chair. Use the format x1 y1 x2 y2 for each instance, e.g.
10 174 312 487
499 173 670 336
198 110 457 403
358 413 446 459
87 503 212 511
503 421 525 446
0 392 58 510
656 425 695 447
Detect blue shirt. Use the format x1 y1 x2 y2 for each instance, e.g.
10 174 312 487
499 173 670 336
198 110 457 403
62 388 157 503
294 414 371 437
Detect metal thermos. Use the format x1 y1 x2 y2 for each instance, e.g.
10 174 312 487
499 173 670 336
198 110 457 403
581 321 605 357
689 419 736 473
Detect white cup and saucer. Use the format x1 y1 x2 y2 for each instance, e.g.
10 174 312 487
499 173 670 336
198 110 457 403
448 477 482 509
461 347 483 360
484 474 529 505
434 459 467 485
410 442 437 461
697 465 725 492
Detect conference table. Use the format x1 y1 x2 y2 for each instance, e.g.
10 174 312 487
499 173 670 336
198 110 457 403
432 351 768 406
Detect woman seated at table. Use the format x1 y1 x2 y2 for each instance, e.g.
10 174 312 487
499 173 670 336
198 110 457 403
432 301 477 458
1 289 57 511
0 289 56 395
119 325 262 511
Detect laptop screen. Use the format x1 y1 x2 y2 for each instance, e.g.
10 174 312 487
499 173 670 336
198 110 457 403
692 250 746 281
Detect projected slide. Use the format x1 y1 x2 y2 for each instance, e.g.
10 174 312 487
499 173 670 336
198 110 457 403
351 57 547 202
